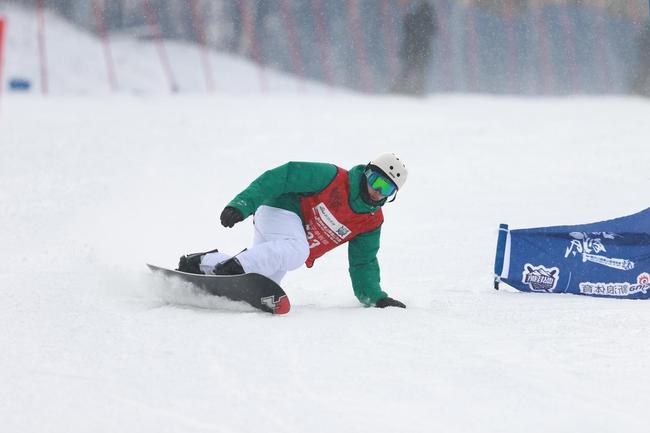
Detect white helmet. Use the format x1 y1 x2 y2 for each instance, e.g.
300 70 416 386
368 153 408 191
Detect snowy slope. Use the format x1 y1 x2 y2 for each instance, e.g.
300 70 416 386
2 4 650 433
3 93 650 433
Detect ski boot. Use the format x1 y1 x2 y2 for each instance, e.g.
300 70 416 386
177 249 219 274
213 257 245 275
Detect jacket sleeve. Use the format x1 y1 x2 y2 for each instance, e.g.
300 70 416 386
348 226 387 306
227 162 337 218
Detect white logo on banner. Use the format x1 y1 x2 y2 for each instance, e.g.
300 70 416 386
579 273 650 297
522 264 560 292
564 232 635 271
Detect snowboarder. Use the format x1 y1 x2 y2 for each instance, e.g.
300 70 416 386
177 153 408 309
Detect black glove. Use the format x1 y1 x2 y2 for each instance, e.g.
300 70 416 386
220 206 244 228
375 297 406 309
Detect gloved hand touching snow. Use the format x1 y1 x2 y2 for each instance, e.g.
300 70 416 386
375 297 406 309
220 206 244 228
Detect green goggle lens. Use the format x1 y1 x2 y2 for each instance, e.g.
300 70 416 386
365 170 397 196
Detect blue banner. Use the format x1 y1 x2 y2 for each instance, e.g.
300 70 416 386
494 208 650 299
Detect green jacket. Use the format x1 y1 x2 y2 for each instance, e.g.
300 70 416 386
227 161 388 306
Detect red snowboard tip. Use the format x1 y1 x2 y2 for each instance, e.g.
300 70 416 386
273 295 291 315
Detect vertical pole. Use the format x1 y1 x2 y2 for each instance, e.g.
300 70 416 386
493 224 509 290
142 0 179 93
36 0 49 95
346 0 372 92
311 0 334 88
93 0 119 92
237 0 267 92
189 0 215 92
280 0 305 91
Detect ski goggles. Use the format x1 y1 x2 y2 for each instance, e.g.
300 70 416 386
365 169 397 197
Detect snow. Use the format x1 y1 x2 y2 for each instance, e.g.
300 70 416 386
2 4 650 433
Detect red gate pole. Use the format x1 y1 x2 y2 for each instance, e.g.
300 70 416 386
36 0 49 95
142 0 179 93
311 0 334 88
93 0 119 92
346 0 372 92
189 0 215 92
237 0 267 92
280 0 305 92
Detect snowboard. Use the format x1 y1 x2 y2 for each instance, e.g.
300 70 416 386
146 264 291 315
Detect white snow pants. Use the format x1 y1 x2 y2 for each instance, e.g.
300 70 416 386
199 206 310 284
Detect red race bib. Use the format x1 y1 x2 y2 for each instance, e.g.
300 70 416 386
300 167 383 267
